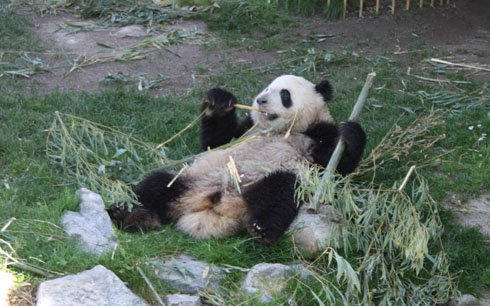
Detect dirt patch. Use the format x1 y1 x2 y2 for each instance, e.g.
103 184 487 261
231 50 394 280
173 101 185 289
300 0 490 79
22 0 490 94
26 12 276 95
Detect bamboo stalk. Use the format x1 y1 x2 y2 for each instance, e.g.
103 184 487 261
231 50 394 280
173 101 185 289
431 0 434 7
430 58 490 72
136 267 165 306
406 0 410 10
420 0 423 8
307 72 376 214
343 0 347 18
376 0 380 14
440 0 443 6
392 0 396 14
398 165 416 192
234 104 265 113
359 0 364 17
328 0 331 5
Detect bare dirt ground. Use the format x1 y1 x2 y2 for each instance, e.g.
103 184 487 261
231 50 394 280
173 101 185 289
24 0 490 95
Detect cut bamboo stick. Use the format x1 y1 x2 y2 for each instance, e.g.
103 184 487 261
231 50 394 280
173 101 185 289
376 0 380 14
392 0 396 14
431 0 434 7
307 72 376 214
234 104 265 113
440 0 443 6
343 0 347 18
406 0 410 10
359 0 364 17
328 0 331 5
420 0 423 8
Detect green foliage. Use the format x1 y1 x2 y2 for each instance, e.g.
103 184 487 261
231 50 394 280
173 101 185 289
203 0 291 36
64 0 191 25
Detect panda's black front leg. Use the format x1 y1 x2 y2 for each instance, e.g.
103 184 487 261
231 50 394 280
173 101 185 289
336 121 366 176
200 88 254 151
243 171 299 244
304 121 366 176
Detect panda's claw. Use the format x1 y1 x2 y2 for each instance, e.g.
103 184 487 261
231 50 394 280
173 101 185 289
247 219 274 244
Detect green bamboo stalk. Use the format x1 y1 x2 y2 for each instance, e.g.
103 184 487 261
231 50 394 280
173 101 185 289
307 72 376 214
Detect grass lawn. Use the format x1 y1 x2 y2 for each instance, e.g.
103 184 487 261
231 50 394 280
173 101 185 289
1 1 489 304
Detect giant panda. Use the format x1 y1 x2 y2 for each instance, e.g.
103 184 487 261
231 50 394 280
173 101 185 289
108 75 366 244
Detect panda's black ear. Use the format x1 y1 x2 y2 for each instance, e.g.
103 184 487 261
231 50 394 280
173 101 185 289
315 80 333 102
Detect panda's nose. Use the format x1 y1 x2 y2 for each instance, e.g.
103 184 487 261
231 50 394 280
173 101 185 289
257 98 267 105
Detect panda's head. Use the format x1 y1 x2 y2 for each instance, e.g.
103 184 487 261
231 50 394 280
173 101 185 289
250 75 334 133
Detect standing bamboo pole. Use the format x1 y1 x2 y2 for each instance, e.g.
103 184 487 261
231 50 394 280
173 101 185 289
420 0 423 8
307 72 376 214
376 0 380 14
406 0 410 10
392 0 396 15
328 0 331 5
360 0 364 17
343 0 347 18
431 0 434 7
440 0 443 6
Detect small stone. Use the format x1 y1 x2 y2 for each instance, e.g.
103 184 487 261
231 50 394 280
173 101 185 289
61 188 117 255
165 294 201 306
36 265 147 306
113 25 148 38
151 256 224 294
242 263 312 303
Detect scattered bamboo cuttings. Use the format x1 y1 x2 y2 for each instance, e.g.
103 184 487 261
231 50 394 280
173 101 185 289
307 72 376 213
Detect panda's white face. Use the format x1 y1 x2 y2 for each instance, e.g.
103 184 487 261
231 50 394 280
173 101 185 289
250 75 333 132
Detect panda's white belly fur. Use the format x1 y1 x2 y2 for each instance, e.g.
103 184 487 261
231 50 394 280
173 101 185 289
172 133 315 239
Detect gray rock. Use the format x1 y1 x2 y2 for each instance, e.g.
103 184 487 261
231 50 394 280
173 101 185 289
165 294 201 306
445 193 490 236
113 25 148 38
36 265 147 306
287 204 341 257
460 294 479 305
151 255 224 294
61 188 117 255
242 263 312 303
448 293 490 306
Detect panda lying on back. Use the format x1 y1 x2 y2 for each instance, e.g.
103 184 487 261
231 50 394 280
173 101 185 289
108 75 366 244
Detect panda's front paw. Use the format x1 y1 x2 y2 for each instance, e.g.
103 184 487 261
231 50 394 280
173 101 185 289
339 121 366 146
246 218 280 245
202 88 237 117
107 203 130 228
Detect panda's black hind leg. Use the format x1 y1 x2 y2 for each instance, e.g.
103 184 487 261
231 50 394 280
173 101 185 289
243 171 299 244
108 170 188 232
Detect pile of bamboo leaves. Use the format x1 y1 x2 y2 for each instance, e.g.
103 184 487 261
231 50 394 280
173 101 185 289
46 112 171 204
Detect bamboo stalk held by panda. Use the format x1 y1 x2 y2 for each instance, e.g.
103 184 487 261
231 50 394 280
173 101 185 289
234 104 266 113
307 72 376 214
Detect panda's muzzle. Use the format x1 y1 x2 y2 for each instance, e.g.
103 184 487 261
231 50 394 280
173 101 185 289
256 98 267 105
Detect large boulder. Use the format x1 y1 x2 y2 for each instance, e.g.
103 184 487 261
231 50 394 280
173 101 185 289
242 263 312 303
151 255 224 294
61 188 117 255
36 265 147 306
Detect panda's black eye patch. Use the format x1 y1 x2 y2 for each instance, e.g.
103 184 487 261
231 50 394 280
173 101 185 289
280 89 292 108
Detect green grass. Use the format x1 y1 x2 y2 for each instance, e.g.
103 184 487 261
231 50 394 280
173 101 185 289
1 1 490 304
